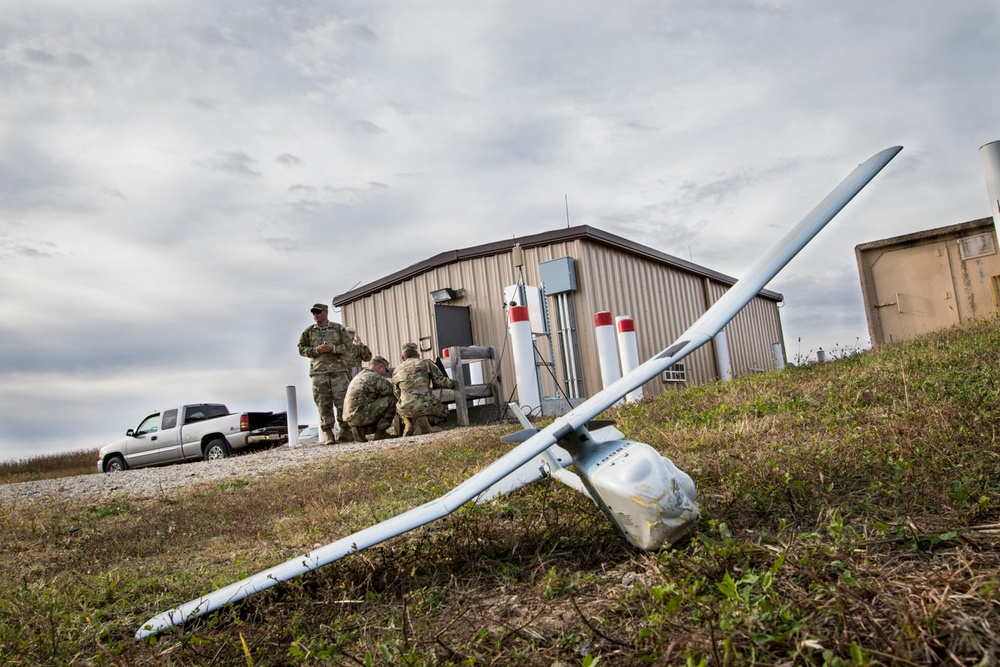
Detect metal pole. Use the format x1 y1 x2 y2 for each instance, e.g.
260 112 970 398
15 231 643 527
286 386 299 448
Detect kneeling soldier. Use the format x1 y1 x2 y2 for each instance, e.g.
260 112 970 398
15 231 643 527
392 342 455 436
342 356 397 442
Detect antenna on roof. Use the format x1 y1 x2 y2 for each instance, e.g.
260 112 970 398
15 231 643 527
565 194 571 228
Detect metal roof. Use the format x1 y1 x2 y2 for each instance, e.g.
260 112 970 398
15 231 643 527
333 224 783 306
855 217 993 251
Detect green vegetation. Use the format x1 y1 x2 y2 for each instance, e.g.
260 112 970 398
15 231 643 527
2 319 998 665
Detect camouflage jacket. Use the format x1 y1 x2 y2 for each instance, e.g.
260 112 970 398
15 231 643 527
342 368 395 423
346 342 373 369
297 321 361 376
392 358 455 418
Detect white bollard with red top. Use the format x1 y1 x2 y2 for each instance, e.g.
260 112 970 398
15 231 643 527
615 316 643 403
508 305 541 414
594 311 621 395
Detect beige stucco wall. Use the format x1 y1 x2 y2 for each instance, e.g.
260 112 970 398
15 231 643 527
857 218 1000 347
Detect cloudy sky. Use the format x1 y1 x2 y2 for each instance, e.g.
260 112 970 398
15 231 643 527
2 1 997 461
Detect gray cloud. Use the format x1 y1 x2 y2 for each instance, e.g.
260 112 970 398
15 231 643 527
352 120 384 135
21 47 56 64
194 150 263 177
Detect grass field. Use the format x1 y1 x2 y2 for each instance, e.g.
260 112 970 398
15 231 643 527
2 319 998 665
0 448 99 484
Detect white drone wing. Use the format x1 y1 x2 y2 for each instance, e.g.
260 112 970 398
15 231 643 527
136 146 901 641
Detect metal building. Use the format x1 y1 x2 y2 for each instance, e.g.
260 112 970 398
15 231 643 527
856 217 1000 347
333 225 786 410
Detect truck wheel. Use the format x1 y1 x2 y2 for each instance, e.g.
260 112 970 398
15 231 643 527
105 455 127 473
204 438 230 461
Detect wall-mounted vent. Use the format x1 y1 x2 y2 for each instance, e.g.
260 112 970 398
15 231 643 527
958 232 996 260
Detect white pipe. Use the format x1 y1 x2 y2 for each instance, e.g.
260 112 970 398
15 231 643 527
594 311 621 394
509 305 541 413
715 330 733 381
772 342 786 370
616 316 643 403
558 294 578 399
566 295 581 399
557 295 571 398
980 140 1000 231
555 294 568 398
286 386 299 448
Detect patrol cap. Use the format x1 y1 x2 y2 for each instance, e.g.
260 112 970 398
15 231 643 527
401 342 419 354
371 355 390 368
310 303 328 313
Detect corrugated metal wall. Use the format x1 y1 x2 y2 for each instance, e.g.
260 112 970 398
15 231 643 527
339 237 784 408
575 242 783 397
340 241 580 405
703 280 785 375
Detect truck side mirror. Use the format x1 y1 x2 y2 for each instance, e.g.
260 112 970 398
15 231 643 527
126 429 135 436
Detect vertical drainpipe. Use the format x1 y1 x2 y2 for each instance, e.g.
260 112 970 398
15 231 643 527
703 277 722 380
772 342 786 370
715 330 734 381
980 141 1000 234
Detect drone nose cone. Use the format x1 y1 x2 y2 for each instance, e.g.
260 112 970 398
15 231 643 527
587 441 699 550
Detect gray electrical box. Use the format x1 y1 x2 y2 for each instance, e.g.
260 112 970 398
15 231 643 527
539 257 577 294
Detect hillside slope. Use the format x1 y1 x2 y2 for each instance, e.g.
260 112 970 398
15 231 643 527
2 319 998 665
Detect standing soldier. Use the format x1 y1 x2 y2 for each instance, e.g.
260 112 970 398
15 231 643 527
392 342 455 436
342 356 397 442
297 303 370 443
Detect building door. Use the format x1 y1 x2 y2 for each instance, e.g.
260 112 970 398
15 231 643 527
871 242 959 344
434 304 474 384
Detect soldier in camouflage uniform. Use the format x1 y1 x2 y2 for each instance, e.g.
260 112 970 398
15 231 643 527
345 327 372 370
342 356 397 441
297 303 371 443
392 342 455 436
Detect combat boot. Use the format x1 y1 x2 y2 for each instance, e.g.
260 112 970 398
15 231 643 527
413 416 442 435
322 429 336 444
337 425 355 443
372 428 392 440
350 426 366 442
402 417 415 437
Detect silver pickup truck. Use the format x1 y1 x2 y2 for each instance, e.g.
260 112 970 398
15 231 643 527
97 403 289 472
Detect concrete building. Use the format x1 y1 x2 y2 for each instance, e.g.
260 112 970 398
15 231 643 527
333 225 787 410
856 217 1000 347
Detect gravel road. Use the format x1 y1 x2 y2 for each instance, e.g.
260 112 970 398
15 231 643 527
0 435 438 506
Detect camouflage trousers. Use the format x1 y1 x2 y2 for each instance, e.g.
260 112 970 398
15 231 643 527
398 394 450 425
312 372 350 433
346 396 397 432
